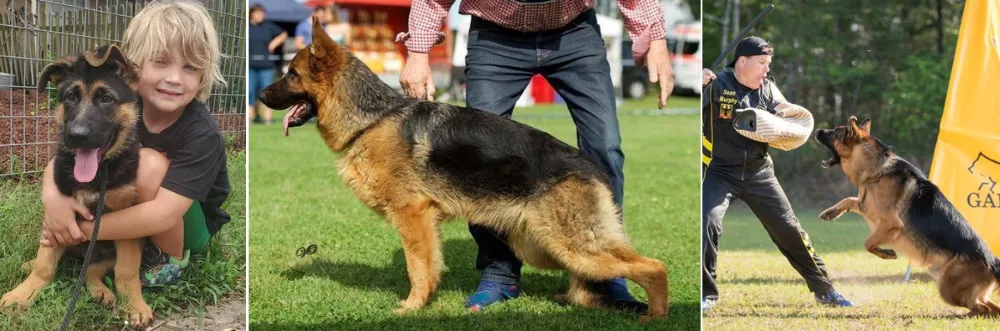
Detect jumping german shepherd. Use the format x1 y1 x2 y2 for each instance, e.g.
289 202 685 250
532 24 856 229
815 116 1000 317
258 18 669 320
0 45 152 326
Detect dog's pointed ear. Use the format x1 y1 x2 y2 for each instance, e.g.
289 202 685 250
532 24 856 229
37 55 77 93
859 118 871 133
848 116 860 136
309 13 336 56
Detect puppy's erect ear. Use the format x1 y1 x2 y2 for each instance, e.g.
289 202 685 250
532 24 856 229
37 55 77 93
859 118 871 134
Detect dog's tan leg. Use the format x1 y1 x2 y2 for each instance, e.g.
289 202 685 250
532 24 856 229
85 260 117 307
863 225 900 260
554 276 605 309
820 197 859 221
113 239 152 327
1 245 66 307
550 244 669 322
938 259 997 316
387 199 441 314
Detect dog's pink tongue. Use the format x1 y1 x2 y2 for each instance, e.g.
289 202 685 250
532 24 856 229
74 148 100 183
282 104 303 137
282 107 295 137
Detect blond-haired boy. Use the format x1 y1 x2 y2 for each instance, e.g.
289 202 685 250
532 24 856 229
40 0 231 287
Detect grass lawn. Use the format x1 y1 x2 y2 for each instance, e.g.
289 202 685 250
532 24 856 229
0 151 246 331
248 96 700 330
703 206 999 330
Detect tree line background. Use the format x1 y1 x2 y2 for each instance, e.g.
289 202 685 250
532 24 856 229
703 0 966 207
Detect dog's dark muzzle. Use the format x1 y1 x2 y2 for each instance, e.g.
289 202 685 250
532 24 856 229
814 129 840 168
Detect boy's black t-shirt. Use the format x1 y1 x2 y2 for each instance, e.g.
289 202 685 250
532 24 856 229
138 100 231 235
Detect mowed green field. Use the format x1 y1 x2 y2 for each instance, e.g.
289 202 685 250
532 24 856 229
248 97 701 330
703 206 999 330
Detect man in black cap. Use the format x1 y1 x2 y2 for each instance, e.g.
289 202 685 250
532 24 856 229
700 36 853 311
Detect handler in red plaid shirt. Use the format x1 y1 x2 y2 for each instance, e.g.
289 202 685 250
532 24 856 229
397 0 674 313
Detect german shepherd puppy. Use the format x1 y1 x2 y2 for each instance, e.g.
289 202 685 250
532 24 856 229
0 45 152 326
815 116 1000 316
258 18 669 320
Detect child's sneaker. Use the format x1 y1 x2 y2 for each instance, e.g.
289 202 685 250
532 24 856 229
141 245 189 288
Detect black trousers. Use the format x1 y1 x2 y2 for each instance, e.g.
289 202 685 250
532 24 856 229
702 162 835 300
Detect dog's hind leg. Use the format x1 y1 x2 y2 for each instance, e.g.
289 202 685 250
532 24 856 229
114 239 152 327
85 260 117 306
547 243 669 322
554 276 606 309
1 245 66 307
864 225 901 260
939 259 996 317
387 199 442 314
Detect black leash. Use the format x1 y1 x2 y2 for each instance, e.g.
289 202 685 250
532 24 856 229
59 166 109 331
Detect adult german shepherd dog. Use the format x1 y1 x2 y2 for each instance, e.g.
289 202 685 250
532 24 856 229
816 116 1000 317
258 18 669 321
1 45 152 326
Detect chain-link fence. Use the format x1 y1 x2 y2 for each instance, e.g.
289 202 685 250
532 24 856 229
0 0 245 178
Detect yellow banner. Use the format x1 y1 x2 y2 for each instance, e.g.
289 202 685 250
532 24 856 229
929 0 1000 254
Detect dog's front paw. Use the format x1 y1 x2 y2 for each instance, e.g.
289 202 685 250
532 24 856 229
90 286 116 307
394 299 424 315
127 302 153 328
820 208 843 221
1 287 37 307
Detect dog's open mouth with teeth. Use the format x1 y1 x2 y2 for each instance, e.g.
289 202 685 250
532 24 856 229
814 128 841 169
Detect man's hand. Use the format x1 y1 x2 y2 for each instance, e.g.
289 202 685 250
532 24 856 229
40 191 92 247
643 40 674 109
400 52 435 101
702 68 716 87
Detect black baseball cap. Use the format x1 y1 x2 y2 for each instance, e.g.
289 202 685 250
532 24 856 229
727 36 773 68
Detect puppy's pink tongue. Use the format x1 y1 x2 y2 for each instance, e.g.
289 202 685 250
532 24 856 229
74 148 100 183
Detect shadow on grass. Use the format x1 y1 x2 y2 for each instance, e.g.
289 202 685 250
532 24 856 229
708 309 968 320
251 302 701 331
723 272 937 286
280 238 570 300
276 238 698 330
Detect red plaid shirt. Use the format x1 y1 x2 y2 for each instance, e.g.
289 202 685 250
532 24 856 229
396 0 665 59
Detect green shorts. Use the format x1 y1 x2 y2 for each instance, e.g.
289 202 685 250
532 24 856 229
183 202 211 253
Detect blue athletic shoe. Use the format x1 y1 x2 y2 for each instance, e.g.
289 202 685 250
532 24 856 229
815 290 854 307
465 280 520 312
702 298 717 311
606 277 649 314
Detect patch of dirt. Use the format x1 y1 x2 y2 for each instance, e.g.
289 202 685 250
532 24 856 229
146 296 245 331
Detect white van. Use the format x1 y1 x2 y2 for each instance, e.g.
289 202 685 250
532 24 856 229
667 21 702 95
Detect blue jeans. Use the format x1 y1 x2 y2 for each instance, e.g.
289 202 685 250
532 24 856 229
464 10 625 285
248 67 275 106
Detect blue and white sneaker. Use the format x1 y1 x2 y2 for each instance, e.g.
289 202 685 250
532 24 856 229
815 290 853 307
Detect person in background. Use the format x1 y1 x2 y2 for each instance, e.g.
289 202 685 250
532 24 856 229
325 5 351 46
295 6 331 50
248 3 286 125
